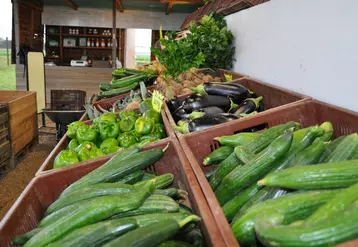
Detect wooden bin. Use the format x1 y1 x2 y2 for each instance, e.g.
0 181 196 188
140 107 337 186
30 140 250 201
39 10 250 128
36 108 175 176
164 75 311 138
0 91 38 157
178 99 358 246
0 139 227 247
0 104 13 170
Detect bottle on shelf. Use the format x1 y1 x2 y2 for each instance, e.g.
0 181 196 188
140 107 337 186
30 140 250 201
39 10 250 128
87 38 91 47
96 38 99 47
91 39 95 47
101 38 105 48
107 38 111 47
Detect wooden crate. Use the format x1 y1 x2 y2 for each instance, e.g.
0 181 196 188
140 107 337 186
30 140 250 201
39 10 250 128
0 104 13 170
0 91 38 156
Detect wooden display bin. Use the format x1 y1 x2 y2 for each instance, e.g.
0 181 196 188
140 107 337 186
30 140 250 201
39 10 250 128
0 91 38 157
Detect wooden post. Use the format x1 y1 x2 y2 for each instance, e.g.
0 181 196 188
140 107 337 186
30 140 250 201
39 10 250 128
6 37 9 66
112 0 117 68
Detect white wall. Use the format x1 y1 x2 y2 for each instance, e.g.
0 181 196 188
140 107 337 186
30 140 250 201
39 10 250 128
125 29 136 68
225 0 358 112
42 7 187 30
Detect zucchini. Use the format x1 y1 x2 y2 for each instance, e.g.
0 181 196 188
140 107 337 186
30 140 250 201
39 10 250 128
97 82 140 99
111 194 179 218
305 182 358 225
113 170 144 184
214 132 258 147
259 160 358 190
46 218 138 247
158 240 195 247
102 215 200 247
215 130 293 205
63 148 164 194
24 182 155 247
231 190 339 246
45 183 137 216
255 202 358 247
203 146 234 166
111 74 147 88
324 133 358 163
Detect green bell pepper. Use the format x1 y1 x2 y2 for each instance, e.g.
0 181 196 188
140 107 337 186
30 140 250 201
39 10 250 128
98 121 121 141
75 141 104 162
94 112 118 125
67 139 79 151
139 99 153 114
134 117 155 136
143 109 162 124
54 150 79 169
66 121 86 139
152 123 166 138
119 111 140 120
76 125 99 143
117 131 137 148
119 116 136 132
100 138 120 155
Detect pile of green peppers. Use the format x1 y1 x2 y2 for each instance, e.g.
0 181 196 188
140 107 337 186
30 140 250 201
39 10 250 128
53 108 166 169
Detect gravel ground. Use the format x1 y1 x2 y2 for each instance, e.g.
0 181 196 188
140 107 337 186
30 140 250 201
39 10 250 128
0 116 57 220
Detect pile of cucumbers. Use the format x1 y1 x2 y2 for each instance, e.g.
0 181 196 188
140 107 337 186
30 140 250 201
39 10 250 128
14 146 203 247
203 121 358 247
97 68 157 99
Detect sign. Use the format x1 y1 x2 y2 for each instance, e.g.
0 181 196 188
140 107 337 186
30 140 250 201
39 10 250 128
152 90 164 112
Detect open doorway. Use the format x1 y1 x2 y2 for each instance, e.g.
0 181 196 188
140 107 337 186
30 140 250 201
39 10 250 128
125 29 152 68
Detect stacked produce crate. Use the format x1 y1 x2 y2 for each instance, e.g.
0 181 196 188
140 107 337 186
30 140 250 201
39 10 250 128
0 104 13 172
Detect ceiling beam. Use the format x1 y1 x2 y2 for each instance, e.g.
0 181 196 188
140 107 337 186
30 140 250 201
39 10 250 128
166 2 173 15
63 0 77 10
116 0 124 12
161 0 203 4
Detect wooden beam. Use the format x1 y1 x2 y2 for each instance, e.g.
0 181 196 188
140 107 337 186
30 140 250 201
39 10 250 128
63 0 77 10
116 0 124 12
166 2 173 15
112 0 117 68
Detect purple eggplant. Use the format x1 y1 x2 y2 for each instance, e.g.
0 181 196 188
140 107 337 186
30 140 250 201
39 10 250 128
173 106 191 122
181 94 237 112
175 115 230 133
232 96 263 115
167 97 181 113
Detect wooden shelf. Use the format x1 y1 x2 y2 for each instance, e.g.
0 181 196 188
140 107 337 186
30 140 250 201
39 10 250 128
62 34 119 38
63 46 115 50
47 33 60 36
47 56 61 59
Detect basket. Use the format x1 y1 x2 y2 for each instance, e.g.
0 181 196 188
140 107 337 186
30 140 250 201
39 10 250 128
178 99 358 246
164 74 311 138
51 90 86 111
0 139 227 247
36 108 176 176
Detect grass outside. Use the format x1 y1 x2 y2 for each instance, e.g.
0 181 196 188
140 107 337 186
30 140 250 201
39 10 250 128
135 54 150 64
0 49 16 90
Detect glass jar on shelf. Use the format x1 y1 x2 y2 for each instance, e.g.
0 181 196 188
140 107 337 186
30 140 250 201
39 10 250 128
89 28 93 35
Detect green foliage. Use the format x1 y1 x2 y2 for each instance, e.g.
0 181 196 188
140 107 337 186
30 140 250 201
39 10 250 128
151 13 235 77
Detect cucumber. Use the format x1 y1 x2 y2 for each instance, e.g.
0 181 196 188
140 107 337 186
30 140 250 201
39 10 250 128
102 215 200 247
222 183 262 222
287 139 326 169
255 202 358 247
324 133 358 163
46 218 138 247
45 183 137 216
99 83 112 91
63 148 164 194
97 82 140 99
142 172 157 181
234 146 254 164
352 148 358 160
318 136 346 163
231 190 339 246
111 74 147 88
305 182 358 225
175 228 204 247
128 213 192 227
153 173 174 189
208 152 242 190
111 194 179 218
244 122 298 154
291 127 311 144
13 228 42 245
315 122 333 142
203 146 234 166
24 182 155 247
214 132 258 147
114 170 144 184
154 188 187 199
259 160 358 190
204 169 215 180
215 130 293 205
158 240 195 247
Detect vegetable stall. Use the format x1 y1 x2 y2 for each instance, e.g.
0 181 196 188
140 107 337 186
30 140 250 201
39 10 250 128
2 6 358 247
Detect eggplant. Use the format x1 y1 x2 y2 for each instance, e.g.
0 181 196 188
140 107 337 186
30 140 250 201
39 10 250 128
183 94 202 104
232 96 263 115
173 106 191 122
181 94 237 112
191 83 250 104
167 97 181 113
175 115 230 134
187 107 224 119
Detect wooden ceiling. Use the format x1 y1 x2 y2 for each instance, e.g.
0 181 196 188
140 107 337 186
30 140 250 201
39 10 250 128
42 0 203 14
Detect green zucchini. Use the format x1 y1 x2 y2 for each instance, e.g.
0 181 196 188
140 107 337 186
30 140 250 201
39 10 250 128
113 170 144 184
214 132 258 147
111 74 147 88
111 194 179 218
231 190 339 246
203 146 234 166
97 82 140 99
208 152 242 190
215 130 293 205
259 160 358 190
102 215 200 247
46 218 138 247
255 202 358 247
45 183 137 216
13 228 42 245
142 172 157 181
305 182 358 225
158 240 195 247
63 148 164 194
24 182 155 247
324 133 358 163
